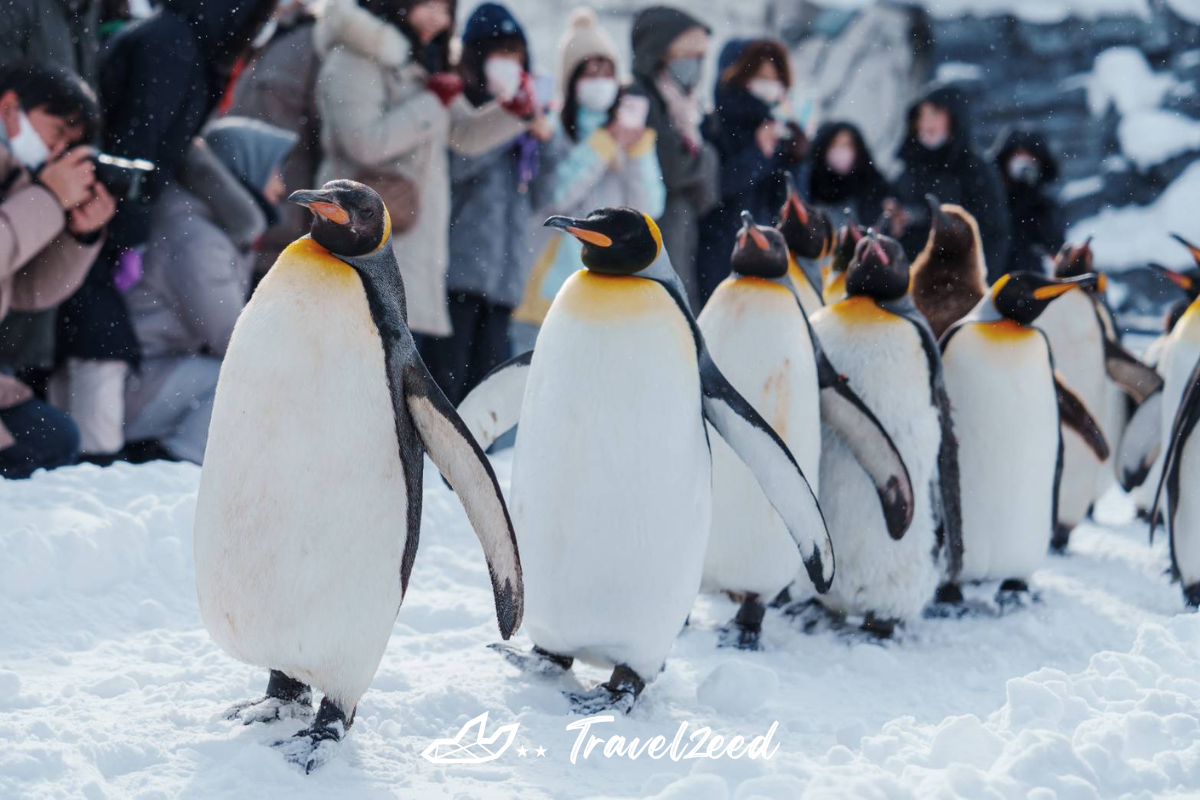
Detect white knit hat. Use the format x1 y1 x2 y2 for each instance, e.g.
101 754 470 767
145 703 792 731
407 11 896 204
557 7 620 101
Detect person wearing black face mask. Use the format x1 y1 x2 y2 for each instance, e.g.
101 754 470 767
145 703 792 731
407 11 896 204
991 127 1065 281
631 5 719 308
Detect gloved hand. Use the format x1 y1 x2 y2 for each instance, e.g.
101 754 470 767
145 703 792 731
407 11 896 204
501 71 537 119
112 247 143 293
427 72 464 107
780 121 809 165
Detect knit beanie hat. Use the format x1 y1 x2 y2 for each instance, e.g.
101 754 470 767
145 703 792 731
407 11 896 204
558 7 619 95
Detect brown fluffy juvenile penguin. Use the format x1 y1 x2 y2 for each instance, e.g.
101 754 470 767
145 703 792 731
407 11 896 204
910 194 988 339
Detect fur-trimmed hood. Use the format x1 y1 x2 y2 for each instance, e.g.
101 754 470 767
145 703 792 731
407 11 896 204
314 0 411 67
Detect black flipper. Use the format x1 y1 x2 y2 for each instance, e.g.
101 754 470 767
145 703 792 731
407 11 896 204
456 350 534 451
1055 374 1111 461
653 276 835 593
1150 357 1200 578
1117 387 1163 491
884 295 964 578
1104 338 1164 403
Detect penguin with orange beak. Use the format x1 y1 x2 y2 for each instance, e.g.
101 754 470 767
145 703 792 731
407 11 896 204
940 272 1110 607
777 173 834 315
697 212 913 647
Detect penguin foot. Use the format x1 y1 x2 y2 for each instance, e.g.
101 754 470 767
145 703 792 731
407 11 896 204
783 599 842 633
995 579 1038 613
1049 525 1072 556
860 613 898 640
564 664 645 716
769 586 793 609
1183 583 1200 610
925 583 969 619
489 643 574 676
718 594 766 650
225 670 313 725
275 698 351 774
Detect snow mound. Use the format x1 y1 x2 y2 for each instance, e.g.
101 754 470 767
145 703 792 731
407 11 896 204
1119 109 1200 171
1086 47 1177 118
1068 161 1200 270
697 662 780 714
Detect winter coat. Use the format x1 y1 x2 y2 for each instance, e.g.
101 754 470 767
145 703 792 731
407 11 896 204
0 143 102 449
0 0 101 85
226 13 322 276
894 84 1011 278
514 116 666 325
992 129 1065 280
807 121 893 229
631 6 719 307
313 0 528 337
696 45 805 303
56 0 276 365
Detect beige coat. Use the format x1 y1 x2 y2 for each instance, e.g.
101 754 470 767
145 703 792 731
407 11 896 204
0 144 101 447
313 0 527 336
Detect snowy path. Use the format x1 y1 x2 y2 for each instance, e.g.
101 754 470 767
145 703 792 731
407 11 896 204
1 458 1198 799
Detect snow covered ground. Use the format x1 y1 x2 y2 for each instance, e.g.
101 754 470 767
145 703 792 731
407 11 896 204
3 456 1199 798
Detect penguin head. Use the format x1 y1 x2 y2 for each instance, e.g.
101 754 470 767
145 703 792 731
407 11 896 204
845 233 910 301
990 271 1098 325
1052 238 1095 280
777 173 834 260
544 207 661 275
1145 259 1200 303
290 180 389 258
924 194 979 259
830 219 864 277
729 211 788 279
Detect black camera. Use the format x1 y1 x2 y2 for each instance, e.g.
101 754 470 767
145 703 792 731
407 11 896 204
93 153 155 201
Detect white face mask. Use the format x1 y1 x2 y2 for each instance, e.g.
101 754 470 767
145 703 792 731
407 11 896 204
1008 154 1040 185
8 109 50 170
918 129 948 150
576 77 619 112
747 78 785 106
826 144 856 175
484 57 523 101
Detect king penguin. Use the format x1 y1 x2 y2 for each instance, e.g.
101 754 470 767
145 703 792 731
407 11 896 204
697 212 913 648
456 207 835 713
1036 240 1161 552
810 233 963 635
939 271 1109 607
777 174 834 316
193 181 523 771
821 219 864 306
910 195 988 339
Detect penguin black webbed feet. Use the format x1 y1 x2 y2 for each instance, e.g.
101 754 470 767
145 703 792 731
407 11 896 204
860 613 899 640
1182 583 1200 611
564 664 645 716
274 697 353 774
225 670 313 725
718 595 766 651
995 578 1039 613
489 643 575 677
1049 524 1073 556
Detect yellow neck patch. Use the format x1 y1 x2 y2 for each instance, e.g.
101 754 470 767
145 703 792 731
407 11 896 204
830 295 896 325
369 207 392 255
975 318 1036 341
555 270 668 322
274 236 357 284
643 213 663 259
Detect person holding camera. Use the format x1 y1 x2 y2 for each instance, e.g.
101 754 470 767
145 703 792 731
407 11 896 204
0 61 114 479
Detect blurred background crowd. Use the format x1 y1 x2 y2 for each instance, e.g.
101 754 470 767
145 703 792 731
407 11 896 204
0 0 1197 479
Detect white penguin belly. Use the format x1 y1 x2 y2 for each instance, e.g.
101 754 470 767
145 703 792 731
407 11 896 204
1036 292 1108 526
194 252 407 709
698 278 817 599
944 322 1058 582
811 299 943 621
512 272 711 678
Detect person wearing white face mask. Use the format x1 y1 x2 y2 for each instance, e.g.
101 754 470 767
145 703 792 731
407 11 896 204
695 38 806 304
422 2 563 405
806 121 894 231
990 127 1065 280
513 7 666 331
0 62 115 479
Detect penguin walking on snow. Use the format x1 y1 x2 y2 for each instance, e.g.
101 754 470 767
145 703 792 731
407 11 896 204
697 213 913 648
939 271 1109 607
810 233 963 635
456 207 835 713
821 219 864 306
911 195 988 339
777 174 834 316
1036 241 1161 552
193 181 523 772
